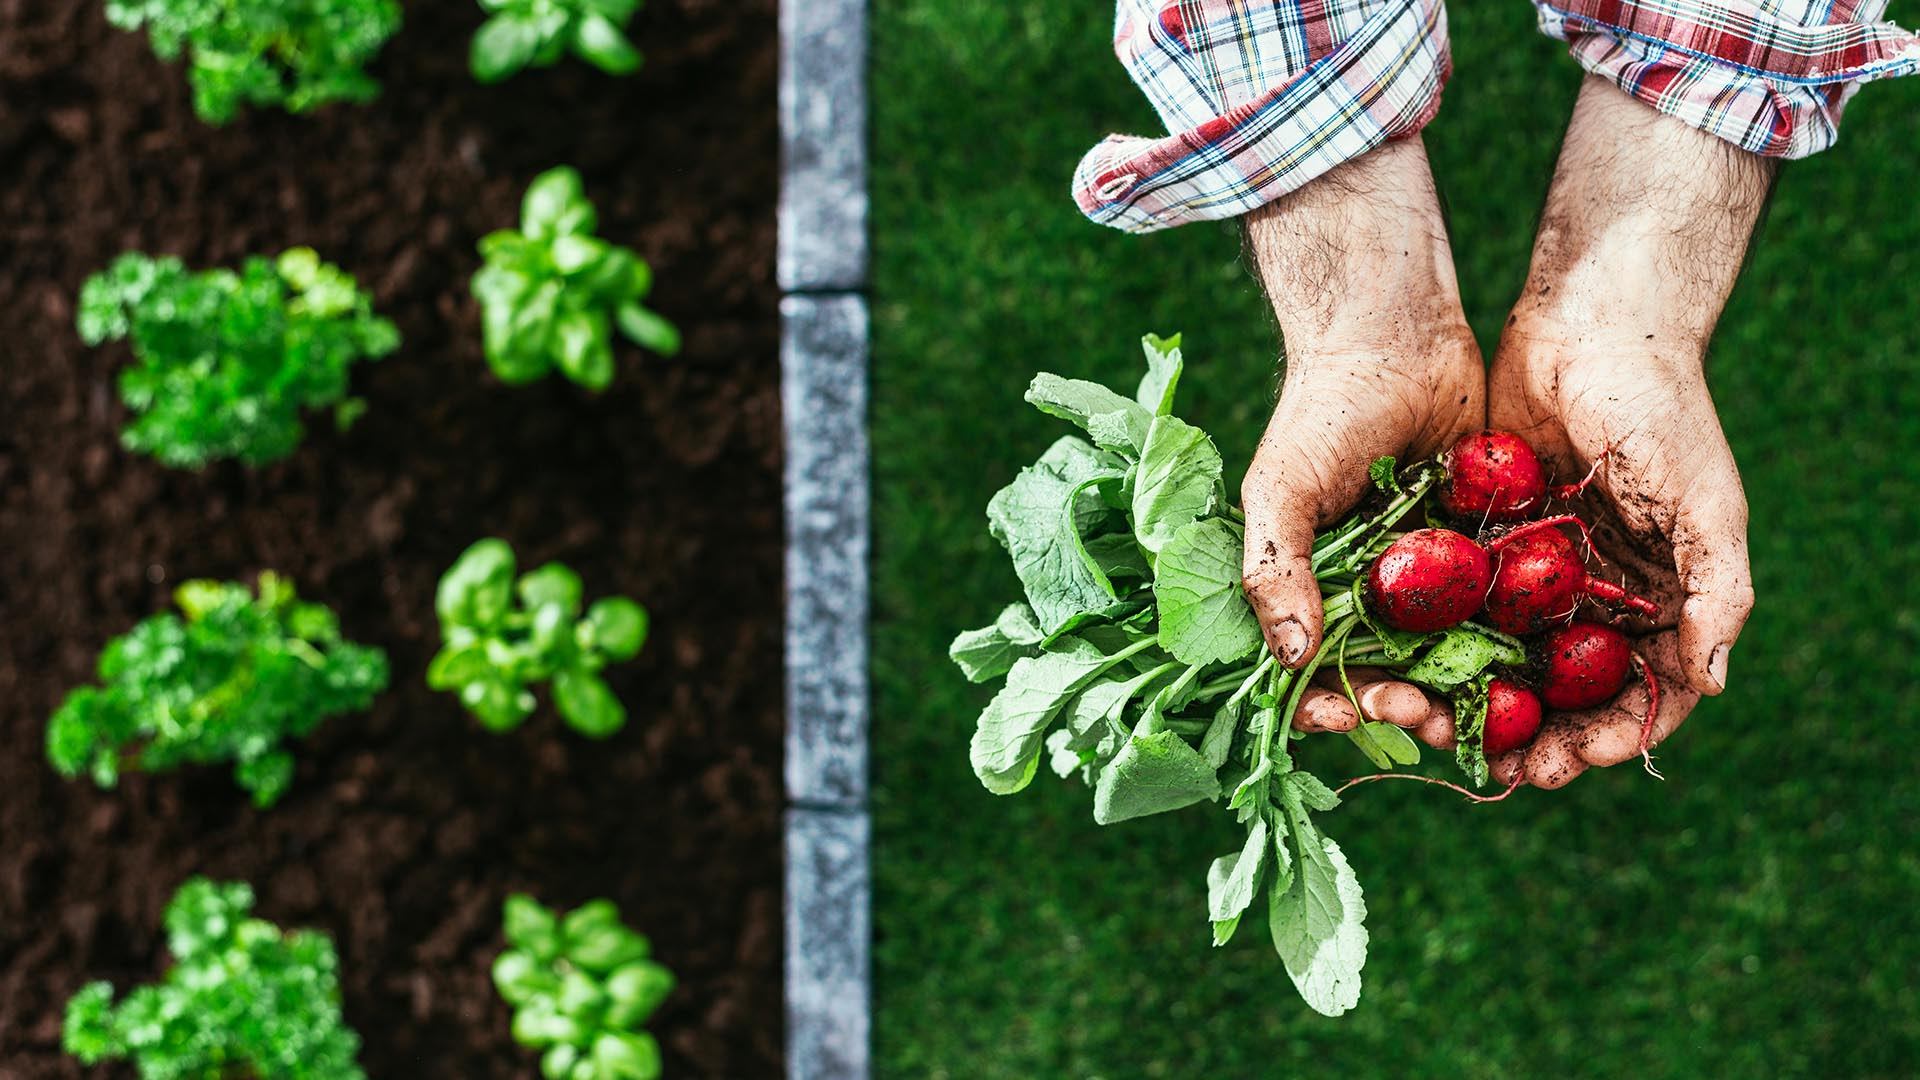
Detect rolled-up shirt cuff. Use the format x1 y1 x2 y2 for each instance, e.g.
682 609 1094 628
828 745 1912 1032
1075 0 1450 234
1535 0 1920 157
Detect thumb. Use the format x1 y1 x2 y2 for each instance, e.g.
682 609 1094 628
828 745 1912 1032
1241 434 1342 669
1670 474 1754 695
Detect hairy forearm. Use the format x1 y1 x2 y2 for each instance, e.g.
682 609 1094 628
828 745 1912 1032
1515 77 1777 352
1243 137 1469 365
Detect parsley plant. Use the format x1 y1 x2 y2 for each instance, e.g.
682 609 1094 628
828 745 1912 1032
63 877 366 1080
471 166 679 391
430 539 648 737
106 0 401 123
47 573 389 808
78 248 400 469
494 895 673 1080
471 0 645 83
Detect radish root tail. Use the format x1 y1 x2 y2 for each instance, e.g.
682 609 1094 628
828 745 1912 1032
1551 445 1613 502
1632 651 1664 779
1334 771 1525 803
1485 513 1597 554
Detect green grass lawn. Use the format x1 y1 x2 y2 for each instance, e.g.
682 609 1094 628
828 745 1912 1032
869 5 1920 1077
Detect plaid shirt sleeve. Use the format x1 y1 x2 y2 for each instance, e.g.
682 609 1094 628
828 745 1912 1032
1537 0 1920 158
1073 0 1452 234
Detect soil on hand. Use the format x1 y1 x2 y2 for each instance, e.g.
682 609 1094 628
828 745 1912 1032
0 1 782 1075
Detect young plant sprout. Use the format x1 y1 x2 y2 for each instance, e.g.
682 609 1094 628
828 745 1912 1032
63 878 366 1080
471 166 679 390
77 249 400 469
471 0 648 83
430 538 649 737
493 895 674 1080
953 334 1663 1015
105 0 400 123
46 573 388 808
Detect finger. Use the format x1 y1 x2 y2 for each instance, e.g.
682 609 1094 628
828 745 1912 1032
1292 687 1361 734
1523 722 1588 790
1314 666 1436 728
1414 699 1457 750
1490 749 1528 787
1356 680 1431 728
1573 637 1700 766
1670 478 1754 696
1242 479 1323 669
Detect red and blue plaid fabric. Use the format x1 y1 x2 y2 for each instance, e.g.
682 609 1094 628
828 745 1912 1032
1077 0 1920 233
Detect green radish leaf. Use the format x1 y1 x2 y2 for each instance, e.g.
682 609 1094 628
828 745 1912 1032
1350 577 1432 660
1132 415 1221 554
1348 721 1421 768
1136 333 1183 416
1155 518 1263 666
1092 728 1221 824
1368 455 1402 495
949 603 1045 683
1207 816 1268 946
1404 625 1526 692
970 639 1115 794
1451 673 1493 786
1025 373 1152 454
1200 694 1243 770
1270 799 1368 1017
1344 724 1397 770
1083 533 1150 584
987 437 1126 634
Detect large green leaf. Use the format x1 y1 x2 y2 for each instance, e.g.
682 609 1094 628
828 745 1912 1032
1132 415 1221 554
969 639 1116 794
1155 517 1263 665
1091 728 1221 824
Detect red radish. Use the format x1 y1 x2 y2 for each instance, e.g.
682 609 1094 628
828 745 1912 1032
1442 430 1546 524
1537 621 1632 710
1365 529 1491 632
1482 677 1543 755
1483 525 1659 634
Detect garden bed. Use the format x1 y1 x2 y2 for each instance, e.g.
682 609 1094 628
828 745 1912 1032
0 0 783 1075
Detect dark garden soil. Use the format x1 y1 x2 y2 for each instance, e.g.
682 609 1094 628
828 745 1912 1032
0 1 782 1076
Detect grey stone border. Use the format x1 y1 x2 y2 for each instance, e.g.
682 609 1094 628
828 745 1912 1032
780 1 870 1079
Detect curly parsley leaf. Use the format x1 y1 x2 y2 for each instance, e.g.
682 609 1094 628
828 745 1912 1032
108 0 399 123
77 250 398 469
63 878 366 1079
45 574 387 807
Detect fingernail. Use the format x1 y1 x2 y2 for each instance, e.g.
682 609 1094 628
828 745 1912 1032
1270 618 1308 666
1358 682 1390 718
1708 643 1730 691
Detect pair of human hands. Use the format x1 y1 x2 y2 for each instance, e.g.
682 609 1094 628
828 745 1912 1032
1247 79 1770 789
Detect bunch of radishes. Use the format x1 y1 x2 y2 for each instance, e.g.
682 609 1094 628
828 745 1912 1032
1362 430 1659 767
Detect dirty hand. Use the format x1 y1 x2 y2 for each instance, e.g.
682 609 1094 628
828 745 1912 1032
1236 137 1485 743
1487 77 1770 788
